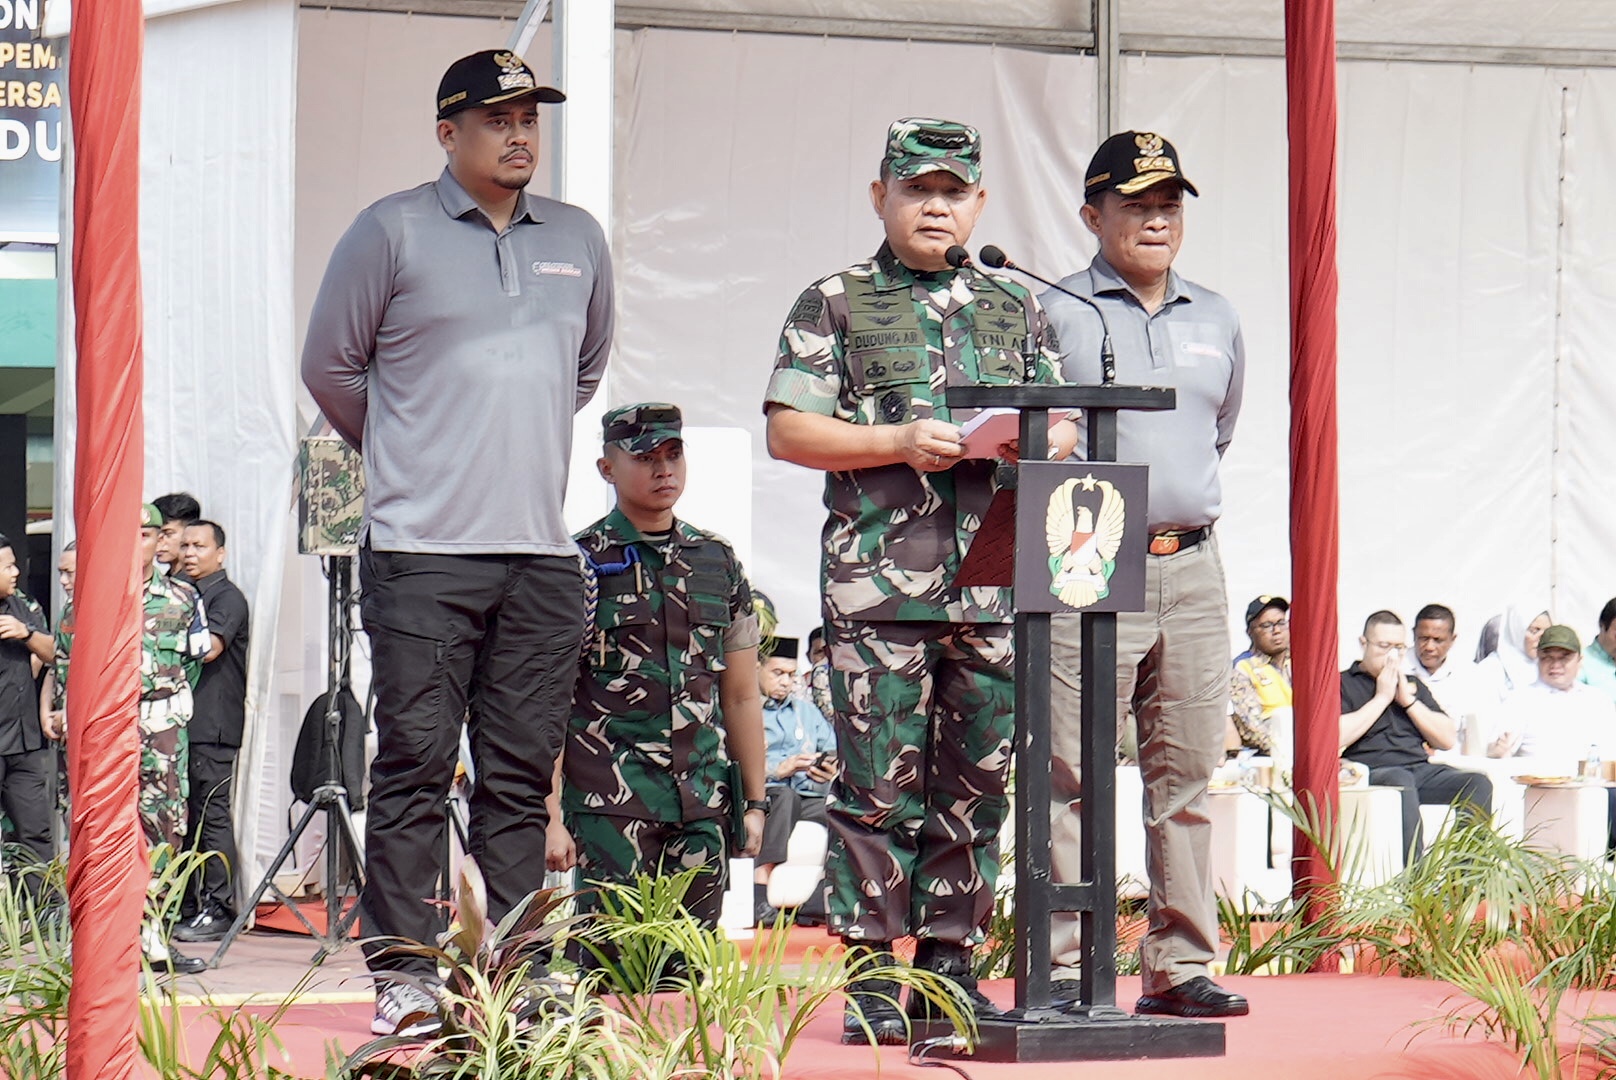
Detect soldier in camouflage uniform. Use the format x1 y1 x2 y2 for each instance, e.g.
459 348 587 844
55 502 211 973
547 404 768 932
764 118 1074 1043
56 503 209 852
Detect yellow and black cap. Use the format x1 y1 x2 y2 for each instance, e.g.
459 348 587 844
603 403 682 453
436 50 565 121
1085 131 1198 198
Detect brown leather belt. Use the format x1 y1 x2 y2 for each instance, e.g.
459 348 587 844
1148 526 1210 556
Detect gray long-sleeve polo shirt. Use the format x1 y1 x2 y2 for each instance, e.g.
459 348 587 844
1041 255 1244 533
302 168 614 555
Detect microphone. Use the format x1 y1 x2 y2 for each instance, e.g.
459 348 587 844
946 246 1038 381
979 245 1116 384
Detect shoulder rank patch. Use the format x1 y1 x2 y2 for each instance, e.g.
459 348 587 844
788 290 826 325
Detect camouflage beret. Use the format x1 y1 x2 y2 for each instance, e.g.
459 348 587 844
883 118 981 184
603 402 682 452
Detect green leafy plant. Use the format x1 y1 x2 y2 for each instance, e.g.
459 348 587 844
584 868 974 1078
0 851 71 1080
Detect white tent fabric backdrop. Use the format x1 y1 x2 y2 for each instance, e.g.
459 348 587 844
612 26 1612 656
56 3 1616 886
54 0 297 889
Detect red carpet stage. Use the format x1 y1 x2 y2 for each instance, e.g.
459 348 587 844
178 941 1609 1079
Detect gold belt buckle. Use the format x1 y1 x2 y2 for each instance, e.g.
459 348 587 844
1148 534 1180 556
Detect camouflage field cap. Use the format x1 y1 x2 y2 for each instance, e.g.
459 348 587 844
883 118 982 184
141 502 163 528
1085 130 1199 197
1538 625 1582 655
603 403 683 452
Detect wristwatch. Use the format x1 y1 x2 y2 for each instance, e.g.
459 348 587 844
745 799 769 813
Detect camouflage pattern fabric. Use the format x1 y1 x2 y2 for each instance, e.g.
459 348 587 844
822 618 1014 945
882 117 982 183
56 569 206 849
808 660 834 723
139 698 190 849
140 568 206 699
566 508 759 824
569 812 728 926
298 436 364 556
764 242 1063 624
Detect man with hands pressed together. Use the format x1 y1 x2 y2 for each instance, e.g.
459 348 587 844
765 117 1073 1044
548 404 767 935
1340 610 1493 863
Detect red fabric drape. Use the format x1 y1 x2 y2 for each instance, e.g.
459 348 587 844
1285 0 1343 947
66 1 147 1076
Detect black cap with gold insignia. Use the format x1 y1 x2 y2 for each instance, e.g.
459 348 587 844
1085 131 1199 198
436 50 565 121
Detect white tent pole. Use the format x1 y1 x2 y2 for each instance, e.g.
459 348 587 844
551 0 617 532
505 0 552 58
1095 0 1119 135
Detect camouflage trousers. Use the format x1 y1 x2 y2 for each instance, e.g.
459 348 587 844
824 619 1014 946
570 812 728 927
139 693 191 852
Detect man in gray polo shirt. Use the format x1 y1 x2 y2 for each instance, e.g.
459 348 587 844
1044 132 1248 1019
302 48 612 1038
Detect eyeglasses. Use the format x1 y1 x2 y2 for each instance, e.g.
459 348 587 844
1253 620 1288 633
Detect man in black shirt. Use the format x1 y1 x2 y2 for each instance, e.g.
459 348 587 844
1340 609 1492 862
0 533 55 877
173 520 249 942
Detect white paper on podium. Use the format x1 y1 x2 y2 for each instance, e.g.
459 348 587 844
957 407 1064 459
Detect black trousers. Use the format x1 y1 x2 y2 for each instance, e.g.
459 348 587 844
757 785 828 867
1 746 55 870
1366 760 1493 864
359 547 582 977
183 741 239 917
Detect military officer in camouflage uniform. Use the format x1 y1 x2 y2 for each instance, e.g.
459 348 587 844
57 503 208 851
55 502 211 974
764 118 1074 1043
547 404 768 931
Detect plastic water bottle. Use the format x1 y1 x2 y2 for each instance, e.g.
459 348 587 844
1584 744 1602 781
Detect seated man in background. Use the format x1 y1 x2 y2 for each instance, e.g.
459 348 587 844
1491 625 1616 850
1580 599 1616 703
1489 625 1616 767
756 635 836 924
1230 595 1292 761
1340 610 1493 863
1407 604 1482 755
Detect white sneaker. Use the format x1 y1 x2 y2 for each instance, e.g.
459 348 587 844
371 979 444 1037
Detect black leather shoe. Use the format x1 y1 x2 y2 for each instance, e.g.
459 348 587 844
173 909 232 943
149 950 208 976
842 944 908 1045
906 939 1004 1022
1135 976 1249 1018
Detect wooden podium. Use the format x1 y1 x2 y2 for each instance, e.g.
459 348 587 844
916 383 1227 1062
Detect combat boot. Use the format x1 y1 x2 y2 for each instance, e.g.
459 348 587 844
841 943 907 1045
906 938 1004 1023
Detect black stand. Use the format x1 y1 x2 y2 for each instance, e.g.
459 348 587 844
913 384 1223 1062
210 556 367 967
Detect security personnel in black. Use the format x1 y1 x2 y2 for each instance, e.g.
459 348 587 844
172 520 250 942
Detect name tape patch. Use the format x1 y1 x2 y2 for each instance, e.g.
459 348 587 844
533 261 582 277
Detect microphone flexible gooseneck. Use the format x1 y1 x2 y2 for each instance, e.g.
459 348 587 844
946 245 1039 381
978 245 1116 384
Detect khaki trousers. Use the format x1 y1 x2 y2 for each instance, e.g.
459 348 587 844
1048 535 1229 995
